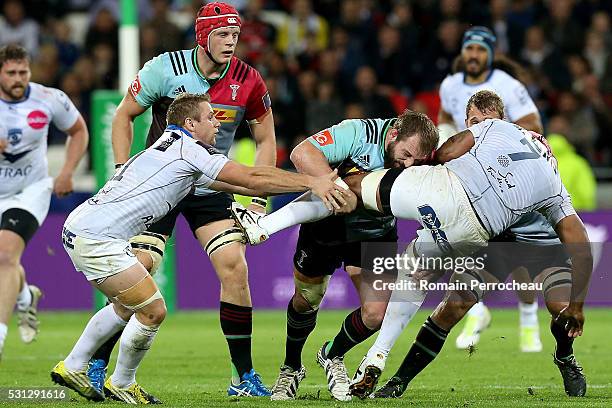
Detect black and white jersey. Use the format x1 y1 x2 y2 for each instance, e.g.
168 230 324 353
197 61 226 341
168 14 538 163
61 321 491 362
0 83 79 198
66 126 228 240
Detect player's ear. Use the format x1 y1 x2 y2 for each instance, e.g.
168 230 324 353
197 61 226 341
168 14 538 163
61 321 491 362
388 128 398 141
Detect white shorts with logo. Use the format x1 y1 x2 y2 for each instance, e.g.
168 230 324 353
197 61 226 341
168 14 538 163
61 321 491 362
0 176 53 225
387 165 490 258
62 227 139 281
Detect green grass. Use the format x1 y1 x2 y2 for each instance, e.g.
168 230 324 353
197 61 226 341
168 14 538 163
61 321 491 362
1 309 611 407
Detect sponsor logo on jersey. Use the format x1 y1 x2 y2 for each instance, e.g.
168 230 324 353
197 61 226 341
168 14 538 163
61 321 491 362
229 84 240 101
213 108 238 123
8 128 22 146
27 110 49 130
130 75 142 97
312 129 334 146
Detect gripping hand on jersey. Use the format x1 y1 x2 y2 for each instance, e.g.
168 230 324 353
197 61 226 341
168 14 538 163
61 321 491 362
310 170 352 212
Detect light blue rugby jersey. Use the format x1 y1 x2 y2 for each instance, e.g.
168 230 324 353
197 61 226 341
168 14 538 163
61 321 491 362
307 118 396 241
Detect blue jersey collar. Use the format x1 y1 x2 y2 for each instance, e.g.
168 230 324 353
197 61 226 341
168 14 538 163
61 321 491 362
166 124 194 138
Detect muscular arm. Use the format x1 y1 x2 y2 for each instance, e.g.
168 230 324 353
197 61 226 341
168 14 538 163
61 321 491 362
290 140 333 176
112 88 148 165
54 115 89 196
514 112 543 134
553 214 593 337
249 110 277 167
434 129 475 164
209 179 268 197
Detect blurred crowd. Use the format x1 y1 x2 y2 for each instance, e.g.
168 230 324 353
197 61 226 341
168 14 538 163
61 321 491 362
1 0 611 168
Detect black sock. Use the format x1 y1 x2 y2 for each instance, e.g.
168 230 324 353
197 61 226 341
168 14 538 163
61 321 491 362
327 308 377 359
396 317 449 382
220 301 253 379
91 330 122 364
284 300 318 371
551 319 574 359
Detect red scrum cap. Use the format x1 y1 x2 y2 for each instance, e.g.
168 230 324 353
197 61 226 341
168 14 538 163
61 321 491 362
195 2 242 52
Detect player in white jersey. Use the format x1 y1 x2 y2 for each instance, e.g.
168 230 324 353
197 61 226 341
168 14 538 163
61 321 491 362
438 26 544 351
50 93 349 403
361 90 590 399
0 45 89 360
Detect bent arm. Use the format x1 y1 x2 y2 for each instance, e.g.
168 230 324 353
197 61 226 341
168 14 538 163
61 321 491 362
435 129 475 164
112 88 148 165
515 112 543 134
60 115 89 176
290 139 333 176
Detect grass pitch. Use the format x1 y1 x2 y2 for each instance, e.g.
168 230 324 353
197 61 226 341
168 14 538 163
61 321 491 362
1 308 611 407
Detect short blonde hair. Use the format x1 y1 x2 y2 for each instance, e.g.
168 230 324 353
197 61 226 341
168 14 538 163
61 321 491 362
166 93 211 126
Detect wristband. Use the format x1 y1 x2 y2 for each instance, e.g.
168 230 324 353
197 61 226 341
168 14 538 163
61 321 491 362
251 197 267 208
115 163 124 169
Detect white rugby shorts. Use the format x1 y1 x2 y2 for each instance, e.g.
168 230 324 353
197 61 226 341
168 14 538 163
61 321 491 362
0 176 53 225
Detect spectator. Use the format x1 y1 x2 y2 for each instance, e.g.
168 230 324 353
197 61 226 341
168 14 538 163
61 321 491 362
52 20 81 71
590 11 611 49
275 0 329 57
584 31 610 81
421 19 462 90
84 6 118 55
305 81 344 134
520 25 571 91
349 66 395 118
556 91 597 161
547 115 597 210
143 0 183 52
369 24 408 92
238 0 276 65
0 0 40 56
541 0 584 56
487 0 524 56
140 25 162 66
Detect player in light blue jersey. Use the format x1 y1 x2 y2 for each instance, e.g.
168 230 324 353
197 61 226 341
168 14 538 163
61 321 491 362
232 110 439 401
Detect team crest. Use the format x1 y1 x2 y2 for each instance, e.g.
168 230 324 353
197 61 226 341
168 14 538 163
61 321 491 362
230 84 240 101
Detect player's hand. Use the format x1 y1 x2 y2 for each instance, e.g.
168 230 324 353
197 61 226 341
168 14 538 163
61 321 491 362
555 303 585 338
310 170 349 212
333 187 357 215
53 171 74 197
0 138 7 153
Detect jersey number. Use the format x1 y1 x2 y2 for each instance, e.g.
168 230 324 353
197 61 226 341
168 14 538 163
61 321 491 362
508 137 541 161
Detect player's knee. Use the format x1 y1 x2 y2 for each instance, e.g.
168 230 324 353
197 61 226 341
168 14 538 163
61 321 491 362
294 275 329 311
361 303 385 329
136 298 167 326
129 232 166 275
217 253 248 291
0 249 19 269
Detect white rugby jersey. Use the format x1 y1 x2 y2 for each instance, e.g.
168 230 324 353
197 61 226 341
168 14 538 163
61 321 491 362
439 69 538 131
0 83 79 198
65 126 229 240
446 119 575 237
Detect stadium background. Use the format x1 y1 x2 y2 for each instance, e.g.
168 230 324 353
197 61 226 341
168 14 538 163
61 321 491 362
2 1 612 406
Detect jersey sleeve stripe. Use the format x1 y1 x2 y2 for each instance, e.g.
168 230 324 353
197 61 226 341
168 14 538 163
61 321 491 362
179 51 188 74
372 120 379 144
169 52 180 76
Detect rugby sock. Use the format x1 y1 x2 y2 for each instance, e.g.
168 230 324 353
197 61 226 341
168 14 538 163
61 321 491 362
519 301 539 327
259 191 331 235
368 283 426 357
395 317 449 381
64 304 128 371
284 300 318 370
551 319 574 360
326 308 377 359
219 301 253 382
0 323 7 353
110 316 159 388
466 301 488 319
91 330 123 364
15 284 32 311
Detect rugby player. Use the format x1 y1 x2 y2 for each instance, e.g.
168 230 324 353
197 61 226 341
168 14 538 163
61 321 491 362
366 90 590 399
0 44 88 359
89 2 278 397
232 91 591 400
438 26 545 351
50 93 348 403
241 111 437 401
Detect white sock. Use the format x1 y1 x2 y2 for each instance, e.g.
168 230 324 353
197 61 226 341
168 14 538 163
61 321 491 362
519 301 539 328
259 191 332 235
64 305 128 371
367 278 426 358
111 316 159 388
0 323 7 353
16 284 32 311
466 301 487 318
